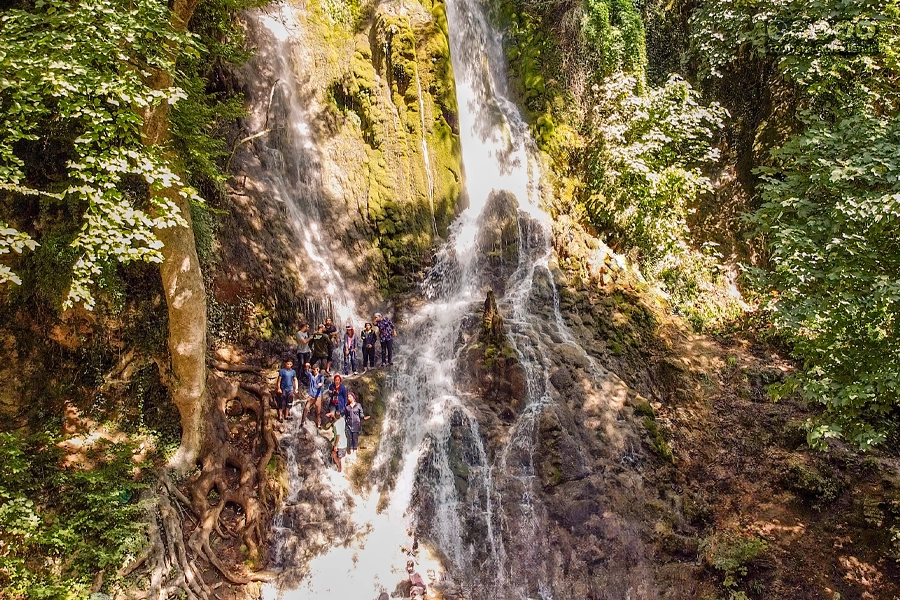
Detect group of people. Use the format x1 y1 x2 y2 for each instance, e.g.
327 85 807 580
294 312 397 377
275 311 397 473
275 360 369 472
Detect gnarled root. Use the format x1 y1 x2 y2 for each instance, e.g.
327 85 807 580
125 370 279 599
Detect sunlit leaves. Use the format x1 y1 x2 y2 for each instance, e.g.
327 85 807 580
0 432 146 599
0 0 200 306
751 113 900 448
585 73 727 262
0 223 39 285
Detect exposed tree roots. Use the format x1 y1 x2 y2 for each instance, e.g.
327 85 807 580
123 366 280 599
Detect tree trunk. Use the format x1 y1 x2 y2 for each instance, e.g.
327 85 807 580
141 0 206 474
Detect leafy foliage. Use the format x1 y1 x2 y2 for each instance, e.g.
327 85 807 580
702 532 768 595
0 0 201 308
751 113 900 448
693 0 900 447
0 431 146 599
0 221 38 285
584 73 727 262
581 0 646 81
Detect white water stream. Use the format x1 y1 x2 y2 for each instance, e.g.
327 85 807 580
251 0 623 597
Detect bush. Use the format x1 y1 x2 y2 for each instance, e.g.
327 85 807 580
701 531 768 593
0 431 146 599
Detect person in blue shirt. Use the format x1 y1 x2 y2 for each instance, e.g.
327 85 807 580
275 359 299 423
302 363 325 428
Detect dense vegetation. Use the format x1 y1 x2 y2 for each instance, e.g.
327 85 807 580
0 0 253 596
693 0 900 448
498 0 900 448
0 0 898 595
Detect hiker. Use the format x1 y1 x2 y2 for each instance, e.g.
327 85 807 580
326 374 349 417
407 561 427 599
303 363 325 428
331 410 347 473
295 323 311 385
343 324 359 375
309 323 332 371
394 560 427 598
374 312 397 366
323 317 338 373
342 391 370 454
275 359 299 422
361 322 378 372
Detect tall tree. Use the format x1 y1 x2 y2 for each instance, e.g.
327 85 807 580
0 0 207 469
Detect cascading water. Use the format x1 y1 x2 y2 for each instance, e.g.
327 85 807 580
238 4 360 327
254 0 646 596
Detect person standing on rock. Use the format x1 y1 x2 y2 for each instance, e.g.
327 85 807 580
343 324 359 375
342 391 370 455
326 374 349 417
275 359 299 423
374 312 396 366
331 411 347 473
323 317 338 373
361 322 378 372
295 323 311 385
407 560 427 599
309 323 332 371
303 363 325 428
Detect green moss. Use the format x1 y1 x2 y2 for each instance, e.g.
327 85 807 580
643 416 674 463
632 399 656 419
783 462 842 510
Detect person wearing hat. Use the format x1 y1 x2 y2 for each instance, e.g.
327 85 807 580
342 324 359 375
373 312 397 366
361 322 378 372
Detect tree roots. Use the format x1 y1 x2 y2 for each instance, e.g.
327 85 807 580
125 368 280 599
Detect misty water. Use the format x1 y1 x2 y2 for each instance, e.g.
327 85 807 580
243 0 622 597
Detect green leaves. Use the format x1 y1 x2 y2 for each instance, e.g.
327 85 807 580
752 113 900 448
0 222 39 285
585 73 727 262
0 0 200 307
0 431 146 599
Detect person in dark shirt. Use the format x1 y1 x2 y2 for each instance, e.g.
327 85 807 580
374 312 397 366
361 322 378 372
275 359 299 422
341 392 370 454
323 317 338 373
309 324 332 371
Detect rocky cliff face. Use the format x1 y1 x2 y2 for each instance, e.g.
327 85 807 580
217 0 463 332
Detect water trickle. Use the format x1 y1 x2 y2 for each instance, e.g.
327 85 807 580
414 67 438 236
238 3 361 327
251 0 640 597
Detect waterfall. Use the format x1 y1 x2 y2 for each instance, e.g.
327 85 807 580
236 3 361 328
414 68 439 237
253 0 643 597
